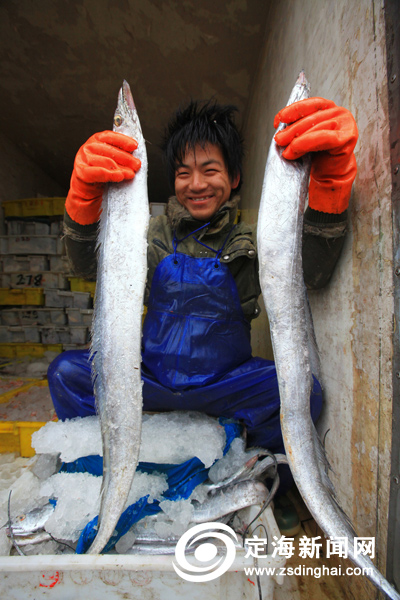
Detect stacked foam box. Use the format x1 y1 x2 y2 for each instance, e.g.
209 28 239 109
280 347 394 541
0 198 94 358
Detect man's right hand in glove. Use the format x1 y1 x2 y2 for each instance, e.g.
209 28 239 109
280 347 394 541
65 131 141 225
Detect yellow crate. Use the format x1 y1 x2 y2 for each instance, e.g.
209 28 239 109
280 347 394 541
68 278 96 296
0 421 47 457
0 343 63 358
0 288 44 306
2 197 65 218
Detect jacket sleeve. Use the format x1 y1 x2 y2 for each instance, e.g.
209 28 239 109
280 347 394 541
302 206 347 289
63 210 98 281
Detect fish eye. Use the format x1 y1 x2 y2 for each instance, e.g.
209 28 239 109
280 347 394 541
114 115 123 127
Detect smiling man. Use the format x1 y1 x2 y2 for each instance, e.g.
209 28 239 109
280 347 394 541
49 99 357 508
174 144 240 221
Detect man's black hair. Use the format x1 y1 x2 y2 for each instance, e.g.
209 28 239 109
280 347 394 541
162 99 244 193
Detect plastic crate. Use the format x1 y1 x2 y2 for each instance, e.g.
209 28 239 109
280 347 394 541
1 197 65 218
0 343 62 358
40 326 88 345
66 308 93 325
0 308 67 326
0 272 69 290
44 290 91 309
49 255 71 273
0 326 40 344
0 421 48 457
0 503 285 598
50 220 63 234
68 277 96 296
6 221 50 235
40 327 71 344
0 288 44 306
0 235 64 256
1 256 49 273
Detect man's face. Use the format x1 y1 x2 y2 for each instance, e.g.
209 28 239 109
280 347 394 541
174 143 240 221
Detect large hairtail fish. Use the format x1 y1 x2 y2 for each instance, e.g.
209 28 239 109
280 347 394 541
257 72 400 599
87 81 149 554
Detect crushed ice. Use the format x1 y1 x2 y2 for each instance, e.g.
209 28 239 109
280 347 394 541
32 412 226 468
0 412 261 556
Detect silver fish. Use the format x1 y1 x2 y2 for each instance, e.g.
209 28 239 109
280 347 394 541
7 531 52 547
257 71 400 599
205 452 288 492
124 480 268 554
192 480 269 523
87 81 149 554
6 502 55 537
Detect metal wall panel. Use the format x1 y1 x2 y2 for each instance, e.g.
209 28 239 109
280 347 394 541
385 0 400 589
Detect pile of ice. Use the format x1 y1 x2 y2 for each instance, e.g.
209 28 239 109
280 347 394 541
41 470 168 542
32 412 226 468
0 412 261 556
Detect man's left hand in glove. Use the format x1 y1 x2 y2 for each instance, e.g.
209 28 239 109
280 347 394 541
273 98 358 214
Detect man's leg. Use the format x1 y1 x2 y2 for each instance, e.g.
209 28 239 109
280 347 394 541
142 357 323 495
47 349 96 420
142 356 323 453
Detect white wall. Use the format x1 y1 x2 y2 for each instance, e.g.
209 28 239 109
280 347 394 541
241 1 392 594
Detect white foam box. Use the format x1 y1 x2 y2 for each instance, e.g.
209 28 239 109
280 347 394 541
0 308 67 326
6 221 50 235
44 290 91 309
0 504 284 600
1 256 49 273
49 256 72 273
66 308 93 325
40 326 88 344
40 326 71 344
0 272 69 290
50 221 63 234
0 325 40 343
0 235 64 255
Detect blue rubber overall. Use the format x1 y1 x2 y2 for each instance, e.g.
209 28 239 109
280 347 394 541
48 222 322 491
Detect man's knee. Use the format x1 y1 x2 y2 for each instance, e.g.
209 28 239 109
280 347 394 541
47 349 90 388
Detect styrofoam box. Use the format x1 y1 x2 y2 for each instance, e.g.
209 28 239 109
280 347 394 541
66 308 93 325
0 505 285 600
70 326 89 344
44 290 91 309
0 308 67 326
40 326 70 344
0 235 64 255
6 221 50 235
40 326 88 344
49 255 72 273
0 326 40 343
150 202 167 217
0 272 69 290
1 256 49 273
50 220 63 234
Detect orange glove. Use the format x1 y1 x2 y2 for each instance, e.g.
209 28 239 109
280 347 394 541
65 131 141 225
274 98 358 214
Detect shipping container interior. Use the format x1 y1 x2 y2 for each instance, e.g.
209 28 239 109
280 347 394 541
0 1 398 598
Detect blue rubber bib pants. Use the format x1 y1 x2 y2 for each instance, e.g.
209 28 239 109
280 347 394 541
48 224 323 490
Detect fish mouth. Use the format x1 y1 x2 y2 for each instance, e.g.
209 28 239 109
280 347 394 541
122 80 136 111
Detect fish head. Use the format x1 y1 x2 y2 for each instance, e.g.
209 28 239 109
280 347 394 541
113 80 144 145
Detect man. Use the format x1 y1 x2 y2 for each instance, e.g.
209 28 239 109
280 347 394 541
49 97 357 501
